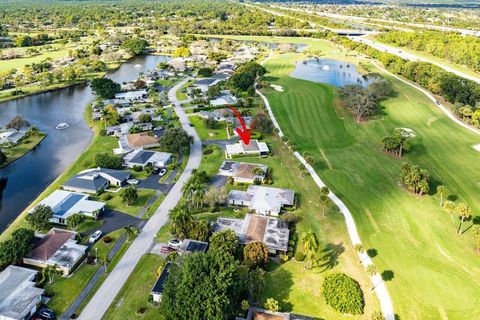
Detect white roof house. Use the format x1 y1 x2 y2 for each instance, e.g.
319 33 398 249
228 185 295 216
225 140 269 159
123 149 172 169
114 90 147 101
0 266 44 320
0 130 26 144
209 91 237 107
31 190 105 225
213 214 290 253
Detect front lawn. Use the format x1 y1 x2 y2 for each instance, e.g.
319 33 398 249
189 115 228 140
198 144 225 176
92 189 157 216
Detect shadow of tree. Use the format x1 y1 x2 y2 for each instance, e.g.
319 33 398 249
318 242 345 272
261 266 294 312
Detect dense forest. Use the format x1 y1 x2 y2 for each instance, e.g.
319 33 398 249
377 31 480 72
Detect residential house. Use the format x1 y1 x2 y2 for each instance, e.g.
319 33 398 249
194 78 219 93
228 185 294 216
225 140 269 159
209 91 237 107
168 57 187 72
123 149 172 169
0 130 26 145
216 62 236 75
213 214 290 254
114 90 148 101
211 72 230 81
150 262 171 303
23 228 88 276
0 266 44 320
199 108 232 121
218 161 268 184
118 132 159 152
30 190 105 225
178 239 208 254
62 168 131 194
241 307 313 320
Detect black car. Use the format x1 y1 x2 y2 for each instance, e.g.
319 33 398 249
31 307 55 320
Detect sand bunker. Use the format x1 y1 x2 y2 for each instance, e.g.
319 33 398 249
271 84 284 92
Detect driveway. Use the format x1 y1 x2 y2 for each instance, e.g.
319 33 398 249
137 174 170 191
203 138 238 148
81 209 143 237
211 175 227 188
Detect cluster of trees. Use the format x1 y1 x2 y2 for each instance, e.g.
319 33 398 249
15 33 52 47
323 272 365 315
90 78 120 99
336 37 480 110
377 31 480 72
0 149 6 166
0 228 35 270
94 152 123 169
338 78 392 122
172 47 191 58
382 129 410 157
228 62 266 94
400 161 430 195
159 128 193 154
26 204 53 230
121 38 149 56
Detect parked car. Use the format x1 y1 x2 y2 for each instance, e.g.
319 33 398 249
160 246 176 254
89 230 102 244
159 168 167 176
188 123 194 127
31 307 55 320
168 239 182 247
127 179 139 185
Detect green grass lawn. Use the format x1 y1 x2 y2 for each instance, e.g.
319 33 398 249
198 144 225 176
92 189 157 216
103 254 165 320
189 115 228 140
175 83 188 101
0 132 46 168
261 48 480 319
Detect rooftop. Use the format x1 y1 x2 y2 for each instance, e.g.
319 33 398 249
33 190 105 218
151 262 171 295
126 133 159 148
195 78 218 86
225 140 269 155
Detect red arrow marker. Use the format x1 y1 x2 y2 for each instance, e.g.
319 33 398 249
228 104 256 145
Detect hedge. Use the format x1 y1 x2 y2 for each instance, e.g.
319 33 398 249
323 273 364 315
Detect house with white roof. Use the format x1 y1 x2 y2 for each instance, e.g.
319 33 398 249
114 90 148 101
209 91 237 107
30 190 105 225
194 78 219 93
23 228 88 276
228 185 295 216
0 266 44 320
123 149 172 169
225 140 269 159
213 214 290 254
0 130 26 145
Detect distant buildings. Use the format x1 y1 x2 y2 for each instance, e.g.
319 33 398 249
62 168 131 194
30 190 105 225
218 161 268 184
0 266 44 320
228 185 294 216
114 90 148 101
214 214 290 254
225 140 269 159
0 130 26 144
23 228 87 276
123 149 172 169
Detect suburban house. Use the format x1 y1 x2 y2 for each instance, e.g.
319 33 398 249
0 130 26 145
209 91 237 107
30 190 105 225
228 185 295 216
123 149 172 169
240 307 313 320
62 168 131 194
0 266 44 320
114 90 147 101
211 72 230 81
225 140 269 159
213 214 290 254
218 161 268 184
151 262 171 303
199 108 232 121
216 62 236 74
23 228 88 276
194 78 219 92
118 132 159 152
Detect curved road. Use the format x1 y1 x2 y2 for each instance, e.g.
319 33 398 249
256 52 395 320
79 77 201 320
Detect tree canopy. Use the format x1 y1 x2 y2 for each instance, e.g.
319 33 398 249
90 78 120 99
121 38 149 55
323 273 365 315
159 128 193 154
26 204 52 230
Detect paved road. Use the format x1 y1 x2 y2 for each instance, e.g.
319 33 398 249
350 36 480 84
78 77 202 320
255 53 395 320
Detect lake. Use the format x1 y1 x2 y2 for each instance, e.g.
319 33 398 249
290 58 373 87
0 54 170 233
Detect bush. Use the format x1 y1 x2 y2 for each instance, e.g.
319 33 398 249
135 306 146 316
294 251 305 261
203 149 213 155
102 236 113 244
132 165 142 172
102 193 112 201
99 129 106 136
323 273 364 315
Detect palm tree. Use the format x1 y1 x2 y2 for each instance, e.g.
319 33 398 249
436 185 446 207
301 231 318 270
366 264 378 291
443 200 456 223
473 225 480 254
123 224 139 243
100 254 110 274
319 194 328 217
320 186 329 196
456 203 471 234
40 264 61 285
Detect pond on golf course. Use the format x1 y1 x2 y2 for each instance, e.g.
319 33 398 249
0 54 170 233
290 58 374 87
